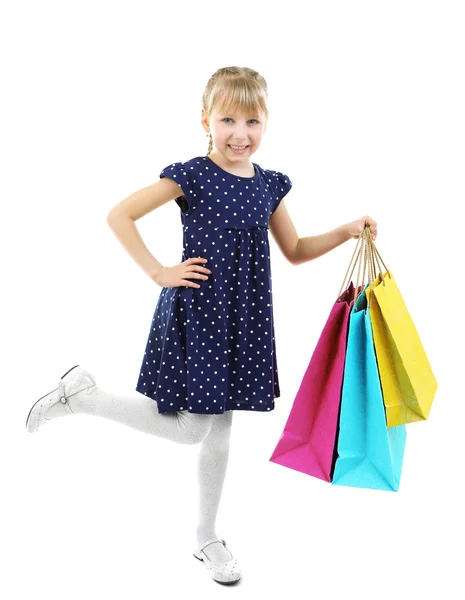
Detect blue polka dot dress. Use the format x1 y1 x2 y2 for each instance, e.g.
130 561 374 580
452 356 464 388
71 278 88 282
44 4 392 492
135 155 292 414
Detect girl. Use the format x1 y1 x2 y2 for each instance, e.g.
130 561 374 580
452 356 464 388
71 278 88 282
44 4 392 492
25 66 377 586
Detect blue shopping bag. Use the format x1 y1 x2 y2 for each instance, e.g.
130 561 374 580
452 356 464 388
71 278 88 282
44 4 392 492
331 286 407 492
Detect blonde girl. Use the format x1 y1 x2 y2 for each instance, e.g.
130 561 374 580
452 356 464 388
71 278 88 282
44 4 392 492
25 66 377 586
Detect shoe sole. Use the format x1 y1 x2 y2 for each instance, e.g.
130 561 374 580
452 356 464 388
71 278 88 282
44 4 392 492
192 553 241 585
25 364 81 431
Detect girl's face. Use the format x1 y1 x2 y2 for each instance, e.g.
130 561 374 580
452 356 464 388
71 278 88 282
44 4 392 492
202 107 267 164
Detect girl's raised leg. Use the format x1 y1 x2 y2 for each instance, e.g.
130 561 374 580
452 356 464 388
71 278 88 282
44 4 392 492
26 365 214 445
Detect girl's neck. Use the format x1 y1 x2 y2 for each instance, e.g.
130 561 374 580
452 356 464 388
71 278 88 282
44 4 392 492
207 152 255 178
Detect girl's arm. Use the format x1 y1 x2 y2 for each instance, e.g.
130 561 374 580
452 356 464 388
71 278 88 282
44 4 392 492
106 177 186 281
293 225 352 265
269 201 377 266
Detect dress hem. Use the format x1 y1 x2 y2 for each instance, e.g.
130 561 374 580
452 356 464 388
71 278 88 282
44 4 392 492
135 386 277 414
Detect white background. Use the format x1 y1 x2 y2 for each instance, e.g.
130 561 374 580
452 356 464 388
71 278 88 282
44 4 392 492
2 1 464 598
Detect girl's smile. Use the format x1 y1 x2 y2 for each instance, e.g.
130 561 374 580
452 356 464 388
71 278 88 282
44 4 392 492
228 144 249 154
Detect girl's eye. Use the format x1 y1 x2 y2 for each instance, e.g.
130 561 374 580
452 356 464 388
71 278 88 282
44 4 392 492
222 118 259 124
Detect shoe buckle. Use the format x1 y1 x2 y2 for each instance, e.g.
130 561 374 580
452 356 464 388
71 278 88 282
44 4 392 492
58 381 68 403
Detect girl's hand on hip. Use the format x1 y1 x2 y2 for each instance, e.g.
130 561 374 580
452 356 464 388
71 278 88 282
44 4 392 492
153 257 212 289
346 215 378 241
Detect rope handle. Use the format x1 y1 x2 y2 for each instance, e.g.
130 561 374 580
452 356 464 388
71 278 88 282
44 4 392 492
353 228 373 307
337 234 364 299
338 225 390 305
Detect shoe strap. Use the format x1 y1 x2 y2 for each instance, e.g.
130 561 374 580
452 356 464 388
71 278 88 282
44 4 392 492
198 538 226 554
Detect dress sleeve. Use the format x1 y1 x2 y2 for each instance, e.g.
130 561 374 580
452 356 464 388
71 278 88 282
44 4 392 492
159 162 195 214
270 171 293 215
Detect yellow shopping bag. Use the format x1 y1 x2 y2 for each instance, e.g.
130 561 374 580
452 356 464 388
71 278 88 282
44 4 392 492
365 241 438 427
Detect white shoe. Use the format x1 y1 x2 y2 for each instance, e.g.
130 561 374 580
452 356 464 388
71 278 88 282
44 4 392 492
25 365 97 433
193 539 242 584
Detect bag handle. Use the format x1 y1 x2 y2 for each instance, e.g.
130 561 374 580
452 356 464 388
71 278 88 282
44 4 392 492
338 225 390 303
353 227 374 307
365 228 390 286
364 227 377 284
360 226 392 310
337 234 364 299
364 227 377 310
338 226 379 301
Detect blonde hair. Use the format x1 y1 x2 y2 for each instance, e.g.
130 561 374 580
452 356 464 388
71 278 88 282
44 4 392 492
202 66 269 156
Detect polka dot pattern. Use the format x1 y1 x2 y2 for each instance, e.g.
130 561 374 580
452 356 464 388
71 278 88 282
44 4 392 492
135 155 292 414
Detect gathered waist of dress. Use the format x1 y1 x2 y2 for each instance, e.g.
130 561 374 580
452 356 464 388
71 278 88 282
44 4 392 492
183 225 269 232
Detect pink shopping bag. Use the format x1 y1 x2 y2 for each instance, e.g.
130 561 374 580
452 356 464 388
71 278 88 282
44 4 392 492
269 282 356 482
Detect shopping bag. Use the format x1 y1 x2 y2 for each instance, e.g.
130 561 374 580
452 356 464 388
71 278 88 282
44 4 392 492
365 244 438 426
268 282 355 481
331 286 407 491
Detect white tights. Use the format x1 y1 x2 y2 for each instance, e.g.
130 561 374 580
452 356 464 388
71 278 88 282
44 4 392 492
67 385 234 563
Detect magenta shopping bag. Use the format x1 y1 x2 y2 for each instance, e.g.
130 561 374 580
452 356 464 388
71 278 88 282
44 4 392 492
269 282 356 482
